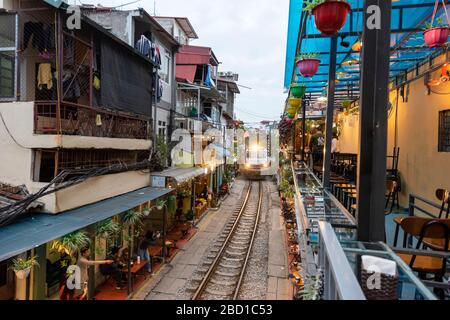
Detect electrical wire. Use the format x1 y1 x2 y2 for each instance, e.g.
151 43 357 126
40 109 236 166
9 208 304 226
0 160 151 227
0 112 31 149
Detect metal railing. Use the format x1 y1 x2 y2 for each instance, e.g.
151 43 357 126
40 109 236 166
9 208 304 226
34 101 150 139
318 221 366 300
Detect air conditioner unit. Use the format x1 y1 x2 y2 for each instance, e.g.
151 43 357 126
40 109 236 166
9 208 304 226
174 118 188 130
174 118 202 133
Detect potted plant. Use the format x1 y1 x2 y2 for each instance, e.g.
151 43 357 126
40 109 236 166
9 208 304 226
290 83 306 98
305 0 351 36
51 231 91 257
96 218 121 239
11 256 39 280
185 209 195 222
297 53 321 77
424 18 450 48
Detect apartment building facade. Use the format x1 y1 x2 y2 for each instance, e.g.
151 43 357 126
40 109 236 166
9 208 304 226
0 0 174 300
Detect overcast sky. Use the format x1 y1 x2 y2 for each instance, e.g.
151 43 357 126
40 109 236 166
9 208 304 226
79 0 289 124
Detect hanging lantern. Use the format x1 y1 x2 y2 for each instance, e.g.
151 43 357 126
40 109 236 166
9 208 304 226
352 40 363 52
342 59 359 66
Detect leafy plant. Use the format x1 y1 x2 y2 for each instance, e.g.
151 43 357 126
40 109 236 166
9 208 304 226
51 231 91 256
185 209 195 222
424 17 449 30
298 270 324 300
303 0 348 13
96 218 121 239
122 209 144 227
11 256 39 272
155 199 167 210
297 52 320 60
178 190 192 199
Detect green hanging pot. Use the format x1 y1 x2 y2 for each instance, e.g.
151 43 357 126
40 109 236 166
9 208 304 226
290 84 306 98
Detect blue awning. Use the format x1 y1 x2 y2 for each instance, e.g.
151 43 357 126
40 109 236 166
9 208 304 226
284 0 447 96
0 187 174 262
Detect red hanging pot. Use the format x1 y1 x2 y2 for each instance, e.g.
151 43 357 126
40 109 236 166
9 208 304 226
297 58 321 77
424 27 450 48
312 1 351 36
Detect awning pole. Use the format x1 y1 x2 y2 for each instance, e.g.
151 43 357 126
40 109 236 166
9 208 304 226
357 0 392 242
323 36 338 189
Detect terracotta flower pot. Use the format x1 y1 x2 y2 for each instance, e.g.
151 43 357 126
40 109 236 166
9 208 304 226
424 27 450 48
312 1 351 36
290 84 306 98
297 58 321 77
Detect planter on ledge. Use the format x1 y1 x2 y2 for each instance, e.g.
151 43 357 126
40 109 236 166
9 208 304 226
312 1 351 36
297 58 321 77
424 27 450 48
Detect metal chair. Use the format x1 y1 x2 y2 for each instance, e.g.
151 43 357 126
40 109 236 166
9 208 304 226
385 180 399 214
394 217 450 298
436 189 450 219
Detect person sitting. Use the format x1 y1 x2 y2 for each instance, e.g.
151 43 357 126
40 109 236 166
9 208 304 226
100 246 126 290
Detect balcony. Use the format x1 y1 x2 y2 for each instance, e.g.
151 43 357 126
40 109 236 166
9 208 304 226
34 101 150 140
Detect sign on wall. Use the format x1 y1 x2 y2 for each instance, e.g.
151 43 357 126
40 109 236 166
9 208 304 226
151 176 166 188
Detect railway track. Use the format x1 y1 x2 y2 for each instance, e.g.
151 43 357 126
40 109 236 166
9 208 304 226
191 181 263 300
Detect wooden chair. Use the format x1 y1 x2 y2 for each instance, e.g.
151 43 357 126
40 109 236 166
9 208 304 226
436 189 450 219
394 217 450 284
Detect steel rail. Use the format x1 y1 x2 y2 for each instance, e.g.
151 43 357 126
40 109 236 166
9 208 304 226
192 181 253 300
233 181 263 300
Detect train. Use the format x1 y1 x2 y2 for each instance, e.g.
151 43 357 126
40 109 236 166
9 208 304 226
239 143 273 179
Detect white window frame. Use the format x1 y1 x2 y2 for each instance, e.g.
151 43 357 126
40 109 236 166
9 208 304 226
0 13 18 102
159 46 171 85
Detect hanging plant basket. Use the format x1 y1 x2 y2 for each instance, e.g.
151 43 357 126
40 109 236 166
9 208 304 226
312 1 351 36
15 267 32 280
290 84 306 98
297 58 321 77
424 26 450 48
289 97 302 109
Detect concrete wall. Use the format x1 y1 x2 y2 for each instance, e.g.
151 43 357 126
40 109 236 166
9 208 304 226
0 101 152 213
337 113 360 154
337 62 450 208
52 170 150 213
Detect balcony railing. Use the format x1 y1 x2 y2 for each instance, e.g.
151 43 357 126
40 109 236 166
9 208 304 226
34 101 150 140
318 221 367 300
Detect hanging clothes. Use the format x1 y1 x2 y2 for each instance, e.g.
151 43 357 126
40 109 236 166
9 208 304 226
37 63 53 90
154 46 161 66
135 35 152 59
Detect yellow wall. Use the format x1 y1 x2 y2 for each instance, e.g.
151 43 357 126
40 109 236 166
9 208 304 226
338 61 450 209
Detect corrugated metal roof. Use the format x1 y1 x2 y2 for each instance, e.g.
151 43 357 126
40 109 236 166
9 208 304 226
0 187 174 262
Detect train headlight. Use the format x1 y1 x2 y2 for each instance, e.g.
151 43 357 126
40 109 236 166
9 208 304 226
245 164 251 169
